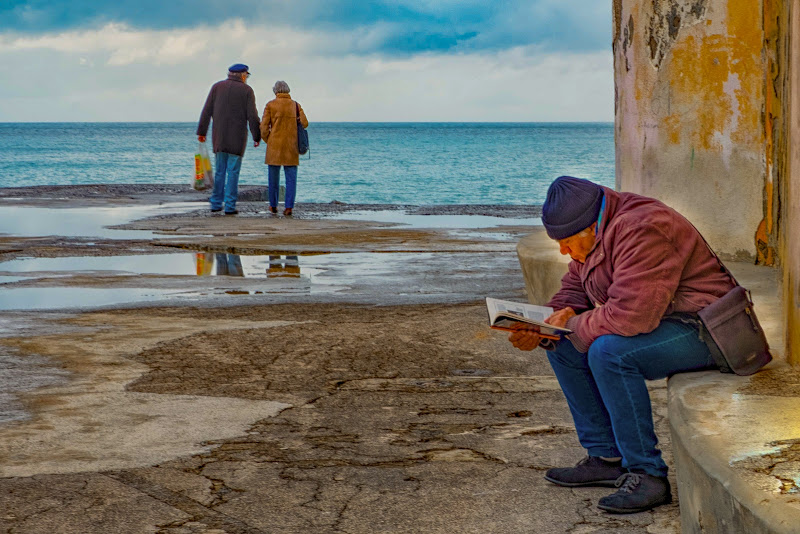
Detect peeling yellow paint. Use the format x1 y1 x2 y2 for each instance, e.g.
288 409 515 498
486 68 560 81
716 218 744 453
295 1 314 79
615 1 767 260
763 0 783 249
665 5 764 153
664 114 681 144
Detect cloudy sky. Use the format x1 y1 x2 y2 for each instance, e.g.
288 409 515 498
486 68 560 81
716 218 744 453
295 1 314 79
0 1 614 122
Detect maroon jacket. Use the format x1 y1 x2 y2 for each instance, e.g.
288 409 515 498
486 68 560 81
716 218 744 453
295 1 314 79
547 187 734 352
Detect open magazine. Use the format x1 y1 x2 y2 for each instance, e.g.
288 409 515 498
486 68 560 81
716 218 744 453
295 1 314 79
486 297 572 339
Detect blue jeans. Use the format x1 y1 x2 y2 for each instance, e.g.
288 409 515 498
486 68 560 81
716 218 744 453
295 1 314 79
546 318 716 477
214 253 243 276
268 165 298 209
211 153 243 212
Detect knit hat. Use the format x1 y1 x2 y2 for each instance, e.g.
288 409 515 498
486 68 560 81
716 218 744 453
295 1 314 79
541 176 604 240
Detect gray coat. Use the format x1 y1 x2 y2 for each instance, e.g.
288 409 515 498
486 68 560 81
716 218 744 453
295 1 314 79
196 74 261 156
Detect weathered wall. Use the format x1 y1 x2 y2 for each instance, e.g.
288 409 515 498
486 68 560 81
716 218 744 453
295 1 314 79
786 2 800 365
614 0 766 259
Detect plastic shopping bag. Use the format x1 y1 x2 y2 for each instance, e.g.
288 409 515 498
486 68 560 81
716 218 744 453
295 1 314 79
194 252 215 276
193 142 214 190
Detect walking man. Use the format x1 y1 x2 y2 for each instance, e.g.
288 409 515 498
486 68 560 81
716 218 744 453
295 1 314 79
197 63 261 215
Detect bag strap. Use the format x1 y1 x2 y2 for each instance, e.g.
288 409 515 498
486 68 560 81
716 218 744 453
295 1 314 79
295 102 301 123
687 220 740 287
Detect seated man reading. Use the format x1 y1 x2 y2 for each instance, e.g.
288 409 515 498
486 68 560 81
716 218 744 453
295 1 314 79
509 176 733 513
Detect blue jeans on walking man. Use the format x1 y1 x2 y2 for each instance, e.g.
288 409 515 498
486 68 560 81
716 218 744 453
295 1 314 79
546 318 715 477
210 152 243 213
268 165 298 209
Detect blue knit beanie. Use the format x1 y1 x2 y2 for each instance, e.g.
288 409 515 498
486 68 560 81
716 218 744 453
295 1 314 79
541 176 604 240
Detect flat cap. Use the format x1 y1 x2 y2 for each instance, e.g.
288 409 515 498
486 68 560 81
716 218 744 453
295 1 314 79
228 63 249 73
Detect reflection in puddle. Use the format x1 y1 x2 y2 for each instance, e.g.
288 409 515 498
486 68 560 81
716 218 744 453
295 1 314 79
268 255 301 278
0 250 466 310
192 253 306 279
195 253 245 276
193 253 300 278
0 251 426 282
0 252 325 310
1 253 320 281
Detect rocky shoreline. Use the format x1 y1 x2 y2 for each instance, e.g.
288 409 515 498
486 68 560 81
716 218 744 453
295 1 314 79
0 184 543 218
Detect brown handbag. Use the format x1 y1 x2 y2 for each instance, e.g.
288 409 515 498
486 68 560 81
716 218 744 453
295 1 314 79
684 221 772 375
697 285 772 375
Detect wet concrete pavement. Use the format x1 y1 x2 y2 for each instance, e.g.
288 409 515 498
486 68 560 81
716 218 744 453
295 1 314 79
0 187 680 533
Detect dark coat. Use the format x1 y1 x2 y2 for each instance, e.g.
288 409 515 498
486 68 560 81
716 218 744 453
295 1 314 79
260 93 308 166
548 187 734 352
197 74 261 156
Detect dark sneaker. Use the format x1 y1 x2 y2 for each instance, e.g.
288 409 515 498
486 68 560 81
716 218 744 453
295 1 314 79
544 456 627 487
224 210 239 215
597 473 672 513
210 208 222 212
269 206 278 214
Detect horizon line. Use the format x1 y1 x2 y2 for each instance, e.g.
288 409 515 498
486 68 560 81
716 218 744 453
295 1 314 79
0 120 614 124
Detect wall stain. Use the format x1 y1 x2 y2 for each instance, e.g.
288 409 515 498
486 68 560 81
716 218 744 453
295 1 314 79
623 15 634 72
668 5 682 38
647 0 709 68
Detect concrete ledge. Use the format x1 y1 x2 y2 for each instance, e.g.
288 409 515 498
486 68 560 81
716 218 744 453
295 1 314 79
669 263 799 533
516 232 799 532
515 228 569 304
669 369 800 533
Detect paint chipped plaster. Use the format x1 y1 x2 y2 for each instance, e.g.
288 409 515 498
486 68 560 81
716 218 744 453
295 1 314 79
731 439 800 495
615 0 765 258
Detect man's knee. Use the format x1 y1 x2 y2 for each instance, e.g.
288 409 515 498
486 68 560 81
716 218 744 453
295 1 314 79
587 334 628 372
546 338 585 368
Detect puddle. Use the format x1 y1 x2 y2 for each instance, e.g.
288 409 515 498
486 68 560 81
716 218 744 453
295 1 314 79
0 253 331 310
0 253 321 279
318 210 541 229
0 203 205 239
0 287 190 311
0 249 510 310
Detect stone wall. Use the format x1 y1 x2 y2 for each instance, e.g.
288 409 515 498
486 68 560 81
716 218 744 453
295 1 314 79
613 0 767 259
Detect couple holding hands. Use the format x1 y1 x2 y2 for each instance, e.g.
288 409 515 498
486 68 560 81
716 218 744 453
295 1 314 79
197 63 308 216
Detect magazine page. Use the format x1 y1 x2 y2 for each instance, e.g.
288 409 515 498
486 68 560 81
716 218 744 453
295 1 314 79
486 297 571 334
486 297 552 323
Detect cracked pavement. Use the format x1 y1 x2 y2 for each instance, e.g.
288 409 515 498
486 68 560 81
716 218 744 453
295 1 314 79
0 188 680 533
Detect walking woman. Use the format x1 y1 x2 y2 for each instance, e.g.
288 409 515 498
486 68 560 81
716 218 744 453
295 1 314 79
260 80 309 216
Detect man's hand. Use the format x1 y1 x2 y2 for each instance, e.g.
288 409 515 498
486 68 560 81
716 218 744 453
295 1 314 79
546 307 576 328
508 325 542 351
198 135 206 143
507 307 575 352
254 141 260 147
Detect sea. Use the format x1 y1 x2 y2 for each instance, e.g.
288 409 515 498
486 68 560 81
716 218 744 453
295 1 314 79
0 122 615 205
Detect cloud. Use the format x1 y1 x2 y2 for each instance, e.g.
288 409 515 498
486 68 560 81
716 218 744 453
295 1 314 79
0 1 611 55
0 20 613 122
